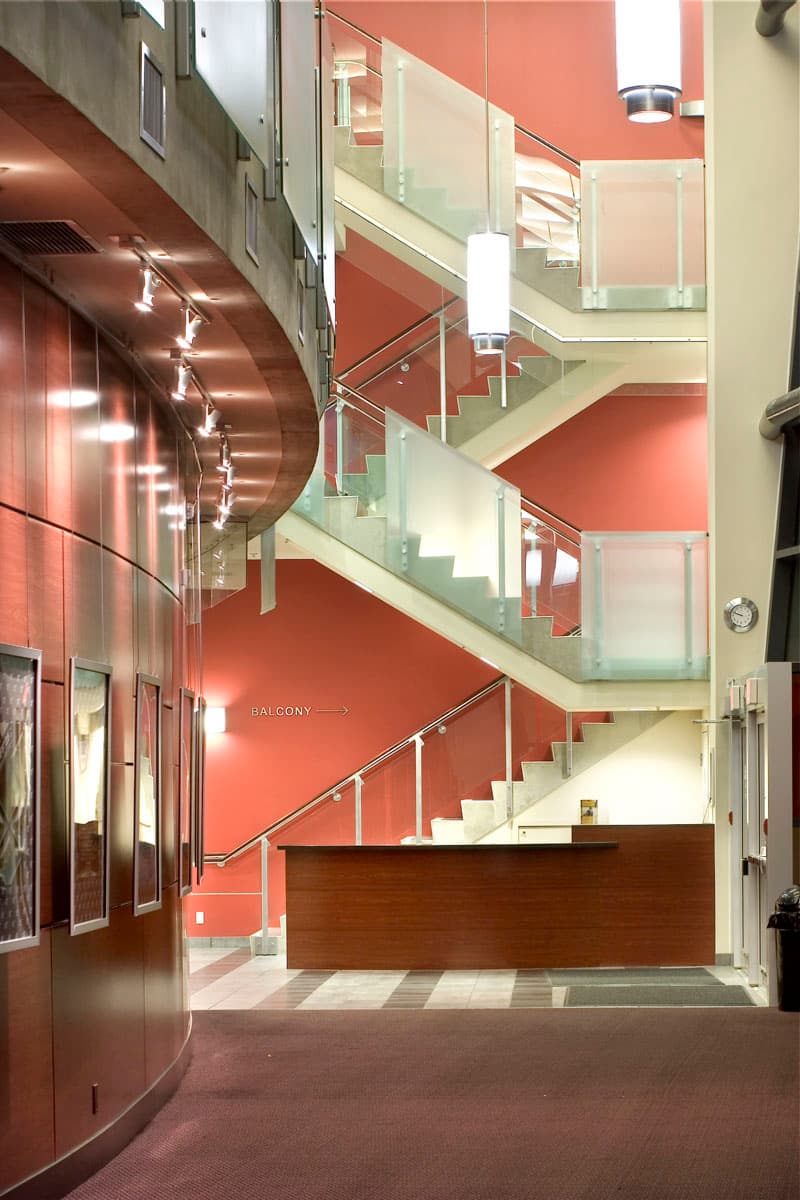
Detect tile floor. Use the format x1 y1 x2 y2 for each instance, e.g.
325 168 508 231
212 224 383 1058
189 943 767 1010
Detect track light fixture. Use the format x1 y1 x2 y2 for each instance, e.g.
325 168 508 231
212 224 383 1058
197 403 221 438
177 306 204 350
172 361 193 400
135 266 161 312
615 0 682 123
216 439 232 473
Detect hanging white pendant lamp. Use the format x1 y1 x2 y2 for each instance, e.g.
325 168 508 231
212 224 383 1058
615 0 682 123
467 231 510 355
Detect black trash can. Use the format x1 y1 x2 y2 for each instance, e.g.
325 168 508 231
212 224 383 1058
767 886 800 1011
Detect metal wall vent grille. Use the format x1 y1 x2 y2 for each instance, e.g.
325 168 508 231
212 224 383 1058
0 220 101 255
140 44 166 158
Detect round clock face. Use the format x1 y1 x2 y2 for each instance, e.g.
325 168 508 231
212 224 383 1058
724 597 758 633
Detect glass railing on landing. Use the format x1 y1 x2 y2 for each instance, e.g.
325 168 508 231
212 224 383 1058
328 9 705 313
291 387 709 681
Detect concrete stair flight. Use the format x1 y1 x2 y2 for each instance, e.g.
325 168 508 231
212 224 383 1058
428 710 668 845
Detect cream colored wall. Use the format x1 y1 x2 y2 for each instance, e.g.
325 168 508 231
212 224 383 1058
481 711 706 841
705 1 800 956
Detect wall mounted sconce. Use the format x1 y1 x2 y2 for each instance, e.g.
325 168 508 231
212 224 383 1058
615 0 682 123
135 266 161 312
205 706 226 734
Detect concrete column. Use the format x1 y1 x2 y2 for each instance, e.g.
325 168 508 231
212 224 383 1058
704 0 799 956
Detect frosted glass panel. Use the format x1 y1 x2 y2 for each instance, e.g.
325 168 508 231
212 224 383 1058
194 1 274 167
281 0 319 261
320 17 336 324
580 159 705 310
580 532 708 679
382 40 515 247
385 408 521 639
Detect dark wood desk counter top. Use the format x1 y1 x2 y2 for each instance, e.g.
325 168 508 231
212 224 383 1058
278 842 619 851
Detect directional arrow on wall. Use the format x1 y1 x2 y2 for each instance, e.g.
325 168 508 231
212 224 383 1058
315 706 349 715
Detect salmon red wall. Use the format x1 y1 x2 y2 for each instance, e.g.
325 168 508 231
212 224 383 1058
189 560 611 935
497 385 708 531
331 0 704 161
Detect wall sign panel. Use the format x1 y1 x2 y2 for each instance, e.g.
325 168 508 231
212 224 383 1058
69 658 112 936
134 673 162 916
0 644 41 954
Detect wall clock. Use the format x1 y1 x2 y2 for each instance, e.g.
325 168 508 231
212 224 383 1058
723 597 758 633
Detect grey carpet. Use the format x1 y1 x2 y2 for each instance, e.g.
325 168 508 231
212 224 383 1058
548 967 717 986
565 984 755 1007
63 1008 799 1200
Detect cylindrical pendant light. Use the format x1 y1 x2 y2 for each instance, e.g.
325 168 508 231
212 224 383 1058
467 232 510 355
615 0 682 123
467 0 509 356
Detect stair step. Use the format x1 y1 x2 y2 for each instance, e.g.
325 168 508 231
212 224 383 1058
334 126 383 190
430 818 468 844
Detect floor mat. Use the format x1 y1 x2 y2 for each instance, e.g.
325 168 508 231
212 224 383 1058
565 984 755 1007
548 967 717 987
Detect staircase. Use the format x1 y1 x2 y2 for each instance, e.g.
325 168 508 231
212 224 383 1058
426 710 667 844
335 126 582 312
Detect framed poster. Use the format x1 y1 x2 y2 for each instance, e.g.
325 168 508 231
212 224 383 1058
194 696 207 885
178 687 195 896
69 658 112 936
0 644 41 954
134 672 162 916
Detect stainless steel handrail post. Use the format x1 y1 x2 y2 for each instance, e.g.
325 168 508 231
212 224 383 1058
500 341 508 409
439 310 447 442
258 835 270 954
355 773 363 844
504 677 513 820
684 540 694 668
564 712 573 779
675 166 685 308
335 397 344 494
397 61 405 203
497 486 506 633
414 734 423 843
399 428 408 572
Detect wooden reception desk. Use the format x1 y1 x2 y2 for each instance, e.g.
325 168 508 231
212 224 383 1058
281 825 715 970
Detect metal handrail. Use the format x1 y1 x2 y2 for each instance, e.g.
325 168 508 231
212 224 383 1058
327 7 579 172
759 386 800 439
328 7 382 48
205 675 508 864
324 379 583 547
339 297 463 383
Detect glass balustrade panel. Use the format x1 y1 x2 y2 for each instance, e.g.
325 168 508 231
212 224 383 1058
580 159 706 310
382 40 516 247
328 12 384 143
521 515 581 633
360 743 417 844
419 686 506 841
385 408 522 640
580 532 709 679
194 1 273 168
514 127 581 265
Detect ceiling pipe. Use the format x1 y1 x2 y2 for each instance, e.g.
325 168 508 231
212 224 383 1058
756 0 797 37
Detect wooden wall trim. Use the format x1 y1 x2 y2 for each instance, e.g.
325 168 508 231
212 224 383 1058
1 1025 192 1200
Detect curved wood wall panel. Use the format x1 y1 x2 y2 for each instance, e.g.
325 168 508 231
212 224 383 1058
0 253 193 1197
